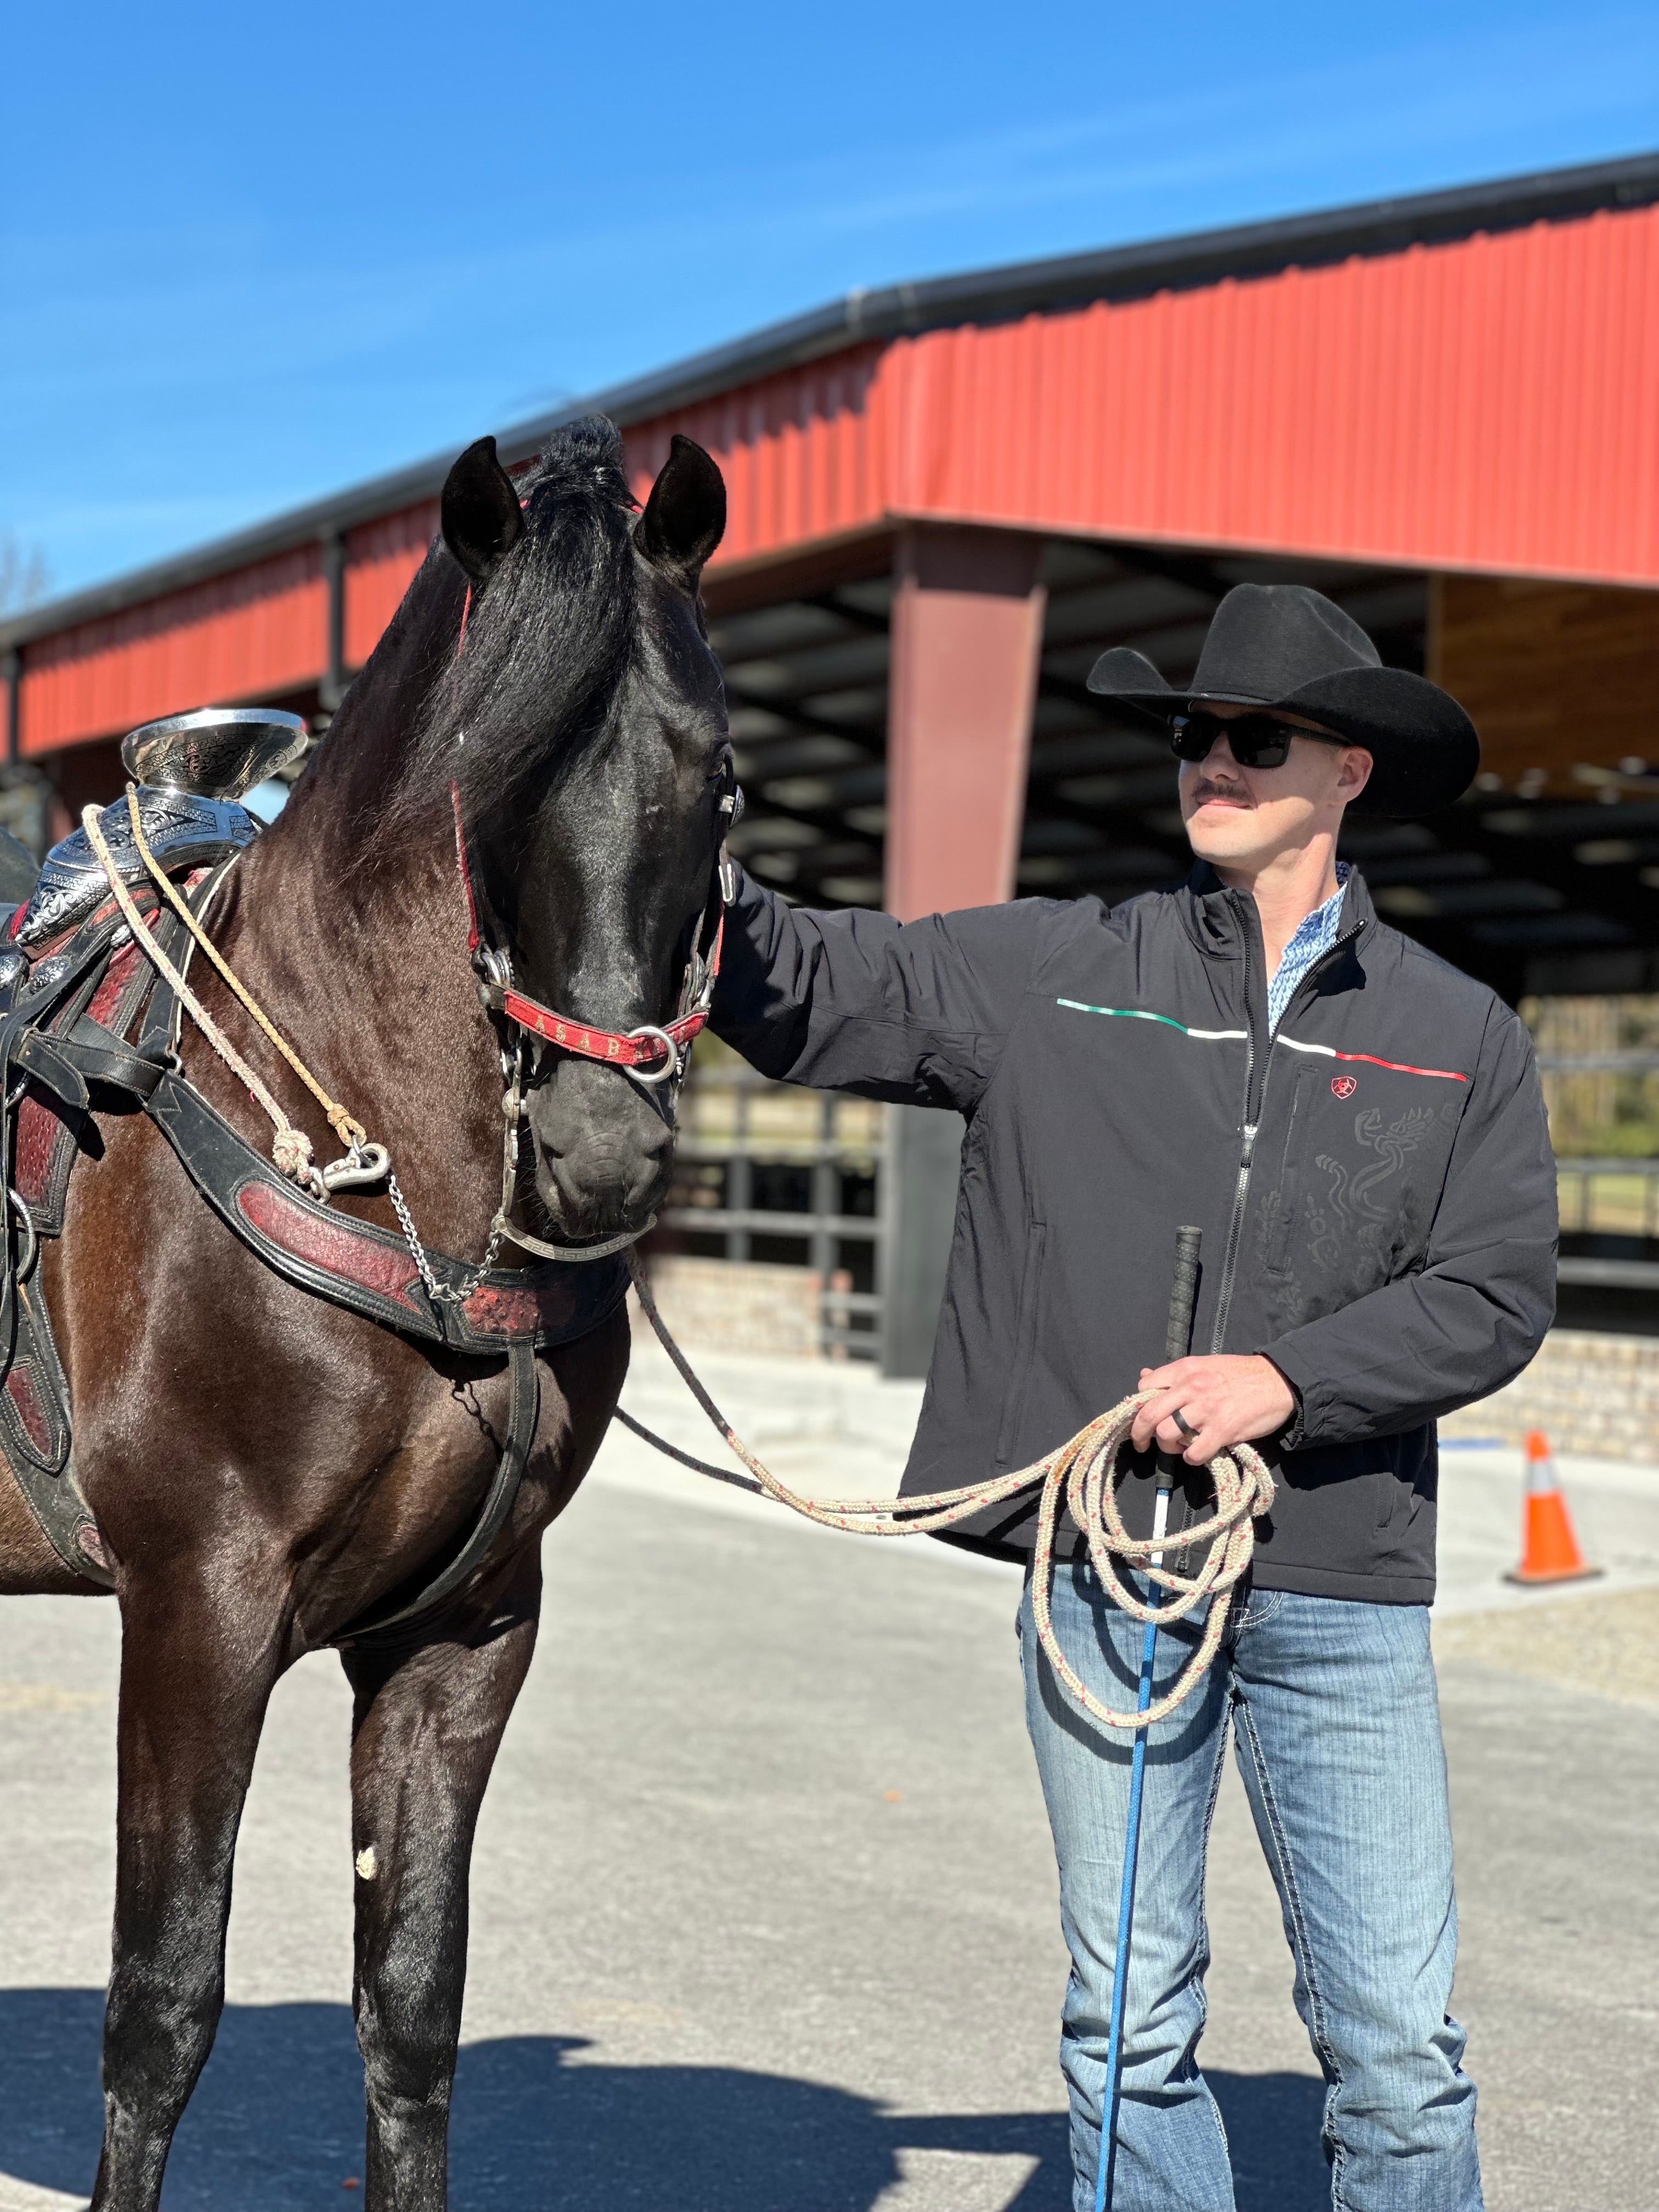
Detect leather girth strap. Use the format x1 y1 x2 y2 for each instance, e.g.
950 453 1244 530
1 1278 112 1587
340 1335 540 1647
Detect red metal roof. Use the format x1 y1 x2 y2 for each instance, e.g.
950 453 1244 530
9 164 1659 757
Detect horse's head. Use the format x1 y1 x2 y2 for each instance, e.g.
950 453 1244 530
435 420 730 1246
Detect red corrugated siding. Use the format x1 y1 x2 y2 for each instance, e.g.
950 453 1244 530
624 342 891 561
343 500 439 667
883 207 1659 582
19 547 325 758
21 202 1659 752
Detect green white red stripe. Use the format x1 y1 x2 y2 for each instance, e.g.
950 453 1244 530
1058 1000 1469 1083
1057 999 1247 1041
1277 1032 1468 1084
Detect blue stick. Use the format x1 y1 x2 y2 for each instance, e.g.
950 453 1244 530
1093 1492 1170 2212
1092 1224 1200 2212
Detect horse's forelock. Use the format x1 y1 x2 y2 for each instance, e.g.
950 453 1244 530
388 418 641 836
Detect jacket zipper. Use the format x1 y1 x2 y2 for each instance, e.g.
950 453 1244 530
1206 910 1366 1356
1209 894 1266 1355
1209 1112 1258 1354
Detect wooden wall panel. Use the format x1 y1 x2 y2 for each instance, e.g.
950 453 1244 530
1431 574 1659 794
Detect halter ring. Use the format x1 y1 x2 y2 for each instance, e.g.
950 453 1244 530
625 1026 680 1087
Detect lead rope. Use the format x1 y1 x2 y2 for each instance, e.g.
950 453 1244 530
623 1252 1274 1732
82 793 347 1193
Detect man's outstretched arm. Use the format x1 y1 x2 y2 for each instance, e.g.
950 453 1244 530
711 865 1055 1115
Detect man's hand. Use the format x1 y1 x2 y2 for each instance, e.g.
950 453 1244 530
1130 1355 1295 1464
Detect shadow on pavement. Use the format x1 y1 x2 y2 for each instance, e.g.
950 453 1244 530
0 1988 1328 2210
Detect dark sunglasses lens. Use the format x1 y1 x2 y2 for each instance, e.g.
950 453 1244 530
1171 713 1294 768
1170 714 1219 762
1229 719 1294 768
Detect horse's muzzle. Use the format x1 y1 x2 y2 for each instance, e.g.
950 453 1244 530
523 1057 674 1242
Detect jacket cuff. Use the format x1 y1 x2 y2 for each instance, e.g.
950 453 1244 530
1259 1352 1308 1451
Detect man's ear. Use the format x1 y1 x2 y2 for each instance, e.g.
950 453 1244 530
1338 746 1374 803
442 436 523 585
635 435 725 594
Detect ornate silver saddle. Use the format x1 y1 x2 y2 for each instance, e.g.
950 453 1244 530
10 709 307 953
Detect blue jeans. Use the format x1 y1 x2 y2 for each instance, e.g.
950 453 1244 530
1019 1561 1481 2212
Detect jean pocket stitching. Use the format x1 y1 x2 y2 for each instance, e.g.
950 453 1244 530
1241 1588 1285 1633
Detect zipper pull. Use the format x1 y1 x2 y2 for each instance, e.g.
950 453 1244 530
1241 1122 1257 1161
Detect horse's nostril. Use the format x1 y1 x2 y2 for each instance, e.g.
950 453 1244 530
527 1083 674 1238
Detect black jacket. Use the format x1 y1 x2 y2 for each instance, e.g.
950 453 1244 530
711 865 1556 1603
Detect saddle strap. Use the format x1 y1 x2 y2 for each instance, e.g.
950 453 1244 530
335 1335 540 1647
0 1280 115 1588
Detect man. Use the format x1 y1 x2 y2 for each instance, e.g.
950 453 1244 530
710 583 1556 2211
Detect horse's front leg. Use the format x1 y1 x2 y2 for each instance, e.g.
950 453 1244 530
93 1565 284 2212
341 1551 542 2210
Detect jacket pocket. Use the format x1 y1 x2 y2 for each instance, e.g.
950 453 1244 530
1264 1062 1315 1278
995 1221 1047 1469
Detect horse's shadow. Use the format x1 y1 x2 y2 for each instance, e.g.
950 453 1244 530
0 1987 1330 2210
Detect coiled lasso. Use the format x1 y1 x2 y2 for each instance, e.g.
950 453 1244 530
619 1253 1276 1733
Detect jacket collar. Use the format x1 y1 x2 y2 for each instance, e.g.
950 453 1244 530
1176 860 1376 958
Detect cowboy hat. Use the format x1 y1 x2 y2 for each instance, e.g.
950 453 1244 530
1085 583 1479 817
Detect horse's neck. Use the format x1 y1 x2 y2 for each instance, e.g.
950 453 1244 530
203 641 506 1251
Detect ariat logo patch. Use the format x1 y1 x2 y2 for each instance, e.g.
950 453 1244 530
1331 1075 1358 1100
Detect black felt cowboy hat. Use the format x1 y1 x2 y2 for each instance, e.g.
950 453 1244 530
1086 583 1479 817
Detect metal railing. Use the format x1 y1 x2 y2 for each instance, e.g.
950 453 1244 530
663 1064 884 1355
1554 1156 1659 1288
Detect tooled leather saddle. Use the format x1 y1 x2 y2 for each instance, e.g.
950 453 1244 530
0 713 627 1642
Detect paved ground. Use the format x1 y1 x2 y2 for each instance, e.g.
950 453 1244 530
0 1345 1653 2209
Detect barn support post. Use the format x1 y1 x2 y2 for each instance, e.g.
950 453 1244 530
879 524 1046 1378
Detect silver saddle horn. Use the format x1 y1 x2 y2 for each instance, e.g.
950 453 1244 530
120 707 309 802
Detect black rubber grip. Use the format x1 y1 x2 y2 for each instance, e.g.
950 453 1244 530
1163 1226 1203 1365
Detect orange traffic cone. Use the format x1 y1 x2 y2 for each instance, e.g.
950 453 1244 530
1504 1430 1601 1585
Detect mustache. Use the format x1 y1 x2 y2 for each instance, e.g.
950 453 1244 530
1189 777 1253 805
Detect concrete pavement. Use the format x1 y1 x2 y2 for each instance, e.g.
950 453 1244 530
0 1344 1651 2209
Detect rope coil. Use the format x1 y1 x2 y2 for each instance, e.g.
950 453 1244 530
624 1252 1274 1731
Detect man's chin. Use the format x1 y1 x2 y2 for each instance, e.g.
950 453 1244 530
1185 822 1265 868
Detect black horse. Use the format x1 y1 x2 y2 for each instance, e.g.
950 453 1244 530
0 417 730 2209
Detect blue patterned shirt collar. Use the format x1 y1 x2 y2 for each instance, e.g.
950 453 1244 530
1267 864 1351 1034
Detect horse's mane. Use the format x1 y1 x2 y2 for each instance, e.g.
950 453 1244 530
374 416 639 840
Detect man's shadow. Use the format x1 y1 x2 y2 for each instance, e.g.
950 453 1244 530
0 1988 1329 2210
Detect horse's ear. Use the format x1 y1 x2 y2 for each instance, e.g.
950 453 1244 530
635 435 725 593
442 436 523 585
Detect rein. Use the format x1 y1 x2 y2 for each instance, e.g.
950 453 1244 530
79 756 733 1291
621 1252 1275 1735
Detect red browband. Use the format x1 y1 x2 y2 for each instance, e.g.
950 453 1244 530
450 785 723 1078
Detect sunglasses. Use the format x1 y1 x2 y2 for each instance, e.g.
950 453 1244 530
1170 709 1345 770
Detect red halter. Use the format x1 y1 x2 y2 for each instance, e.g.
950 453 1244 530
450 785 727 1085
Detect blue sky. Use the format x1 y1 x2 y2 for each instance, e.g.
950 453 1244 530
3 2 1656 602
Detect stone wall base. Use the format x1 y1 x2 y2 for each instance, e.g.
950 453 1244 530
631 1256 827 1362
1438 1327 1659 1460
631 1266 1659 1464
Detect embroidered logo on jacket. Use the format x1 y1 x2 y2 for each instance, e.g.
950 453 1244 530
1331 1075 1357 1099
